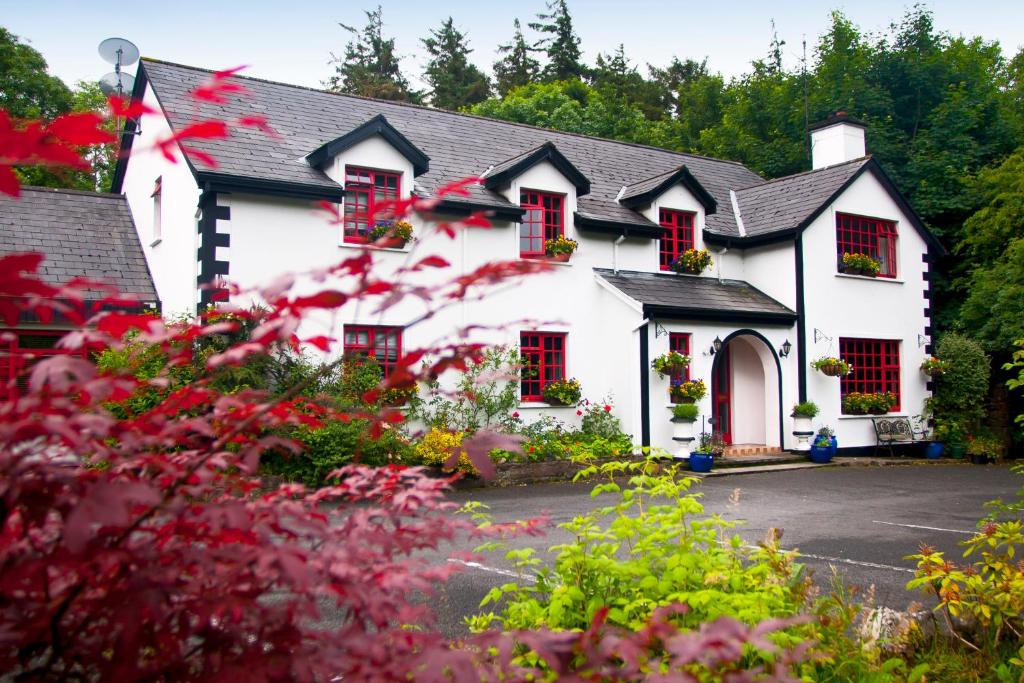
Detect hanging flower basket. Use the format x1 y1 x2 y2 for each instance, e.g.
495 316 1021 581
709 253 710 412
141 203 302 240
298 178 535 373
811 357 851 377
669 379 706 404
920 357 948 378
652 351 691 378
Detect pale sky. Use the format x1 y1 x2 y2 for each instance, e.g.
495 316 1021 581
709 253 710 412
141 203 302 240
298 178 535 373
3 0 1022 92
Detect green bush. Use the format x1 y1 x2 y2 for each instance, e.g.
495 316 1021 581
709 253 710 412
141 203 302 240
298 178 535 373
791 401 820 418
931 333 990 441
671 403 699 421
409 346 521 432
579 398 624 439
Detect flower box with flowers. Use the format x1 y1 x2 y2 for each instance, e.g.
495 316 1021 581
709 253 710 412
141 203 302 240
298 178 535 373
669 379 707 404
670 248 713 276
544 236 578 262
841 391 897 415
541 377 582 406
840 252 881 277
369 219 414 248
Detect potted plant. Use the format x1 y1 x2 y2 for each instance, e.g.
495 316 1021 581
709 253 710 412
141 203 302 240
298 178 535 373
689 431 716 473
369 219 414 248
841 392 896 415
811 356 852 377
920 356 949 378
790 401 819 451
670 403 699 459
818 425 838 455
669 379 707 404
809 430 834 464
652 351 691 378
541 378 582 406
670 248 713 276
840 252 881 277
544 236 578 262
966 433 1003 465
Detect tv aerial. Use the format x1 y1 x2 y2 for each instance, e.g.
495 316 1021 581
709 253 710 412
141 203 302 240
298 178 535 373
97 37 139 97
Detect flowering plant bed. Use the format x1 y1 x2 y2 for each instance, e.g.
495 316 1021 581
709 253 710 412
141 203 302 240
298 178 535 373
670 248 713 275
544 235 578 261
369 219 414 247
541 377 582 405
812 356 852 377
840 252 881 277
669 379 707 403
842 391 897 415
652 350 691 377
919 356 949 377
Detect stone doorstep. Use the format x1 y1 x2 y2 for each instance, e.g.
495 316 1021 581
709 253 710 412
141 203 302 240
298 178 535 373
723 444 784 457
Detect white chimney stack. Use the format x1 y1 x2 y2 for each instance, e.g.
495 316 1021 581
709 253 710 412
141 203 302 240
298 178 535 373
809 112 867 170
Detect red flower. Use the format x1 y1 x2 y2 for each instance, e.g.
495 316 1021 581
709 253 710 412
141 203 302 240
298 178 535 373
512 411 520 418
576 409 583 416
603 405 611 412
528 446 535 453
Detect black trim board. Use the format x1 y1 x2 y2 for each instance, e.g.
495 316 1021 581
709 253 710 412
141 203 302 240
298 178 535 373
795 234 807 402
483 142 591 196
574 212 662 239
110 64 151 193
643 305 797 326
431 199 525 222
639 322 651 448
198 173 343 202
703 228 797 249
306 114 430 176
620 165 718 214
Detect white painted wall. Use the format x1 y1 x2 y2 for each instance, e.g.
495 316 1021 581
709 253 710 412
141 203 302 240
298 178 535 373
120 82 201 318
811 123 867 169
801 169 931 448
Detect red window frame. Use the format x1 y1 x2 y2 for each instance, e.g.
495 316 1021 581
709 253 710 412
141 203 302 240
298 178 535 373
669 332 691 387
520 331 566 402
343 166 401 244
343 325 403 378
659 209 695 271
519 190 564 258
0 329 88 401
839 337 901 412
836 213 898 278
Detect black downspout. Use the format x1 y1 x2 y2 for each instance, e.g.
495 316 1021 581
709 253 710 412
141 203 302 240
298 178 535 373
639 322 651 448
795 234 807 402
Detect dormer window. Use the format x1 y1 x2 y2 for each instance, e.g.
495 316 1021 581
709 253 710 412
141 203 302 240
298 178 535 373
343 166 400 243
836 213 898 278
658 209 695 271
520 189 564 258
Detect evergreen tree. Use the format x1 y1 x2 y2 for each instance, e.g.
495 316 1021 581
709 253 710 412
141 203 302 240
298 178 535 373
493 18 541 97
529 0 585 81
648 57 710 116
325 6 420 102
590 45 664 120
421 18 491 110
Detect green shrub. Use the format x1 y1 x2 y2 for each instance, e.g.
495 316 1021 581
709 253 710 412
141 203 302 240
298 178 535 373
671 403 699 421
409 346 521 432
579 399 624 439
931 333 990 441
791 401 820 418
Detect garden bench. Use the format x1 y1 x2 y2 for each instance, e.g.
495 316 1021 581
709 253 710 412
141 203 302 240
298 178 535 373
870 417 931 457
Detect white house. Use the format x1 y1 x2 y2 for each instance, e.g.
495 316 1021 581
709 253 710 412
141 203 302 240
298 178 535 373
112 59 943 454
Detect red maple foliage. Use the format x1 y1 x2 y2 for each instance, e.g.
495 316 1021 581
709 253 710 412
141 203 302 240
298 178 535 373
0 70 811 681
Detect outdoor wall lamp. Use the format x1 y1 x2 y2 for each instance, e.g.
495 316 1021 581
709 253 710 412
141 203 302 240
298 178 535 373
779 339 792 358
709 336 723 355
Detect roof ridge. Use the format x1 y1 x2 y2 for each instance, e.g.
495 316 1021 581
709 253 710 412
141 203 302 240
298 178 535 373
734 156 871 192
14 186 126 200
140 57 758 172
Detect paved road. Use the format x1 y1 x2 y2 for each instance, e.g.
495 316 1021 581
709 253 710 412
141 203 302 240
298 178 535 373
429 464 1020 636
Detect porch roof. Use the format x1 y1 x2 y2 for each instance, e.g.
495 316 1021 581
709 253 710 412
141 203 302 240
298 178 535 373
594 268 796 324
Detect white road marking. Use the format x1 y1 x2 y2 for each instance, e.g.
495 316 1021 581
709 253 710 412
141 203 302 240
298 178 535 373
795 551 915 574
447 558 535 582
872 520 975 535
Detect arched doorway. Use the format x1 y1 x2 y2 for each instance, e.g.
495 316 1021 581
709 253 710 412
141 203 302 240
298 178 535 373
710 331 782 448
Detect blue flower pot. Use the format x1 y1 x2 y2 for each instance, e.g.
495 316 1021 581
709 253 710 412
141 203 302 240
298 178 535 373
830 436 838 456
689 453 713 473
809 444 833 463
926 442 944 460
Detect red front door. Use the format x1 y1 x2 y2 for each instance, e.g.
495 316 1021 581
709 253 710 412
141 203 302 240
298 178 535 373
712 345 732 444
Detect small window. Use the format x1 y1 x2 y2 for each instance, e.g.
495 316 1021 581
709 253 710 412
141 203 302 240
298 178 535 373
0 330 85 401
520 331 566 401
343 325 402 378
669 332 691 386
151 176 162 244
839 337 901 412
343 167 401 244
836 213 898 278
658 209 695 271
520 190 564 258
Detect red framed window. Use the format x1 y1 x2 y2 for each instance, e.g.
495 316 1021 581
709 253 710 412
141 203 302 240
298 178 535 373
520 190 564 258
669 332 691 384
839 337 901 412
343 325 402 378
343 167 401 244
836 213 898 278
659 209 695 271
0 329 87 401
520 331 566 401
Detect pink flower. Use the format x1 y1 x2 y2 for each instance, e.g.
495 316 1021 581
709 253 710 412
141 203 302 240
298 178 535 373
576 409 583 416
603 405 611 412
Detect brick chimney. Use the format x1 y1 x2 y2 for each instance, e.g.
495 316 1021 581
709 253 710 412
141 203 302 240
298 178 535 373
809 111 867 170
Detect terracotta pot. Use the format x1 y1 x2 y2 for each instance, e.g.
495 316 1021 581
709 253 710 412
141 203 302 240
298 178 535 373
672 395 696 404
377 237 407 249
547 252 571 262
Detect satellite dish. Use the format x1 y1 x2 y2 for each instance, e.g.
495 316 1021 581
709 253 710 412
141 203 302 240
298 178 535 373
99 71 135 96
98 37 139 66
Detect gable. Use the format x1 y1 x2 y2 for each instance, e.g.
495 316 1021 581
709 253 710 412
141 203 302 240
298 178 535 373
306 114 429 177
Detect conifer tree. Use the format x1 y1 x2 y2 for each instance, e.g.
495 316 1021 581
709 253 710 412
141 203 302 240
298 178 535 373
421 17 491 110
326 6 421 102
493 18 541 96
529 0 585 81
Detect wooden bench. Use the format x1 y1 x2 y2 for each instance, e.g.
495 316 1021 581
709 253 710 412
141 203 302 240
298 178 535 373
871 417 931 457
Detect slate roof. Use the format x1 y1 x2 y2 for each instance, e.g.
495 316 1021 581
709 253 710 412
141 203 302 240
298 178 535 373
733 157 870 238
0 187 158 301
595 268 796 323
130 59 766 237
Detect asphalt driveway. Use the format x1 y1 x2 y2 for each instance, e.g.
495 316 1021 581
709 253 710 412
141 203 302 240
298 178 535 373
430 463 1020 636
